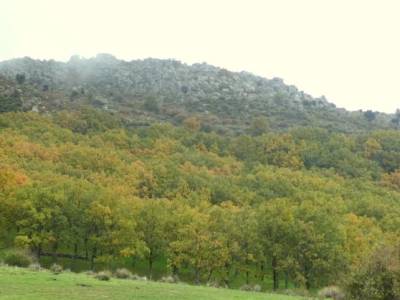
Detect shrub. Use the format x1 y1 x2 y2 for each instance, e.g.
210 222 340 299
50 263 63 274
283 288 310 297
114 268 132 279
95 271 111 281
253 284 262 292
240 284 253 291
84 270 96 276
160 275 179 284
318 286 344 300
28 263 42 271
345 245 400 300
131 274 147 281
3 251 33 267
240 284 262 292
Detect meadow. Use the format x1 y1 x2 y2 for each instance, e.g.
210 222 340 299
0 266 304 300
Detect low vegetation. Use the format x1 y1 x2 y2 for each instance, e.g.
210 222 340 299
3 250 33 268
0 265 303 300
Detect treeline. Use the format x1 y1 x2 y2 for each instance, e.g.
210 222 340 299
1 109 400 290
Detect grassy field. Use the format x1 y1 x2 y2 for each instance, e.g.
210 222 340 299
0 266 305 300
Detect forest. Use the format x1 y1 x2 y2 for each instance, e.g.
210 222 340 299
1 106 400 297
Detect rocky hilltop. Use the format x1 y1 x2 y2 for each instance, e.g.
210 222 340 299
0 54 394 133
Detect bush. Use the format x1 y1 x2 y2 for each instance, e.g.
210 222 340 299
345 245 400 300
114 268 132 279
95 271 111 281
318 286 344 300
50 263 63 274
240 284 253 291
84 270 96 276
3 251 33 267
131 274 147 281
253 284 262 292
240 284 261 292
160 275 179 284
28 263 42 271
282 288 311 297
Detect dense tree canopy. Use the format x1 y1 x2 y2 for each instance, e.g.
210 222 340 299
0 110 400 292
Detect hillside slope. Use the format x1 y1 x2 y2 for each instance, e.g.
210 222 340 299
0 55 394 133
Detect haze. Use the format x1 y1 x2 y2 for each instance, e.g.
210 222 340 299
1 0 399 113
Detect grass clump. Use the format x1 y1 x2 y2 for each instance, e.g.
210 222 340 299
50 263 63 274
159 275 179 284
114 268 132 279
131 274 147 281
28 262 42 271
239 284 262 292
95 270 112 281
318 286 344 299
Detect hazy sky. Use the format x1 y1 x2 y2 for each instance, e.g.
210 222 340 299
1 0 399 113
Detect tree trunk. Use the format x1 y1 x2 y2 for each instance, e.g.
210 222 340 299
52 242 58 263
224 263 230 287
149 258 153 279
84 238 89 260
285 271 289 289
195 268 200 285
304 263 311 290
272 256 279 291
260 263 265 281
90 247 97 270
73 243 78 260
172 264 178 276
36 244 42 260
207 269 213 282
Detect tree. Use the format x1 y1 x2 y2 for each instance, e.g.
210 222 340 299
291 199 346 289
169 207 229 284
249 116 269 136
183 116 201 131
135 199 169 278
391 109 400 128
0 95 23 113
258 199 296 290
364 110 377 122
143 96 160 113
15 73 26 84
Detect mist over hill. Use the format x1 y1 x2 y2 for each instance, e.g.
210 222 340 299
0 54 395 133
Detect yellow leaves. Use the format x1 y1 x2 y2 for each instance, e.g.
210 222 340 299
364 137 382 159
183 116 201 131
0 132 58 162
152 138 179 156
343 213 382 267
0 164 29 193
15 141 58 161
381 170 400 191
264 133 304 169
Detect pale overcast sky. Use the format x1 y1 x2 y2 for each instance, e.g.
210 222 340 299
1 0 399 113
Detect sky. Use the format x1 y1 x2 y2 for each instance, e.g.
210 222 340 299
1 0 399 113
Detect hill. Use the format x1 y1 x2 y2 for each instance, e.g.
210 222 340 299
0 54 395 133
1 56 400 297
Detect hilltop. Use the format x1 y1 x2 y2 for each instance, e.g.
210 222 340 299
0 54 395 133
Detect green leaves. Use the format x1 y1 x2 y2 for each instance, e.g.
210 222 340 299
0 110 400 290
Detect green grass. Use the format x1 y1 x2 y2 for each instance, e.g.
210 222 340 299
0 266 305 300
